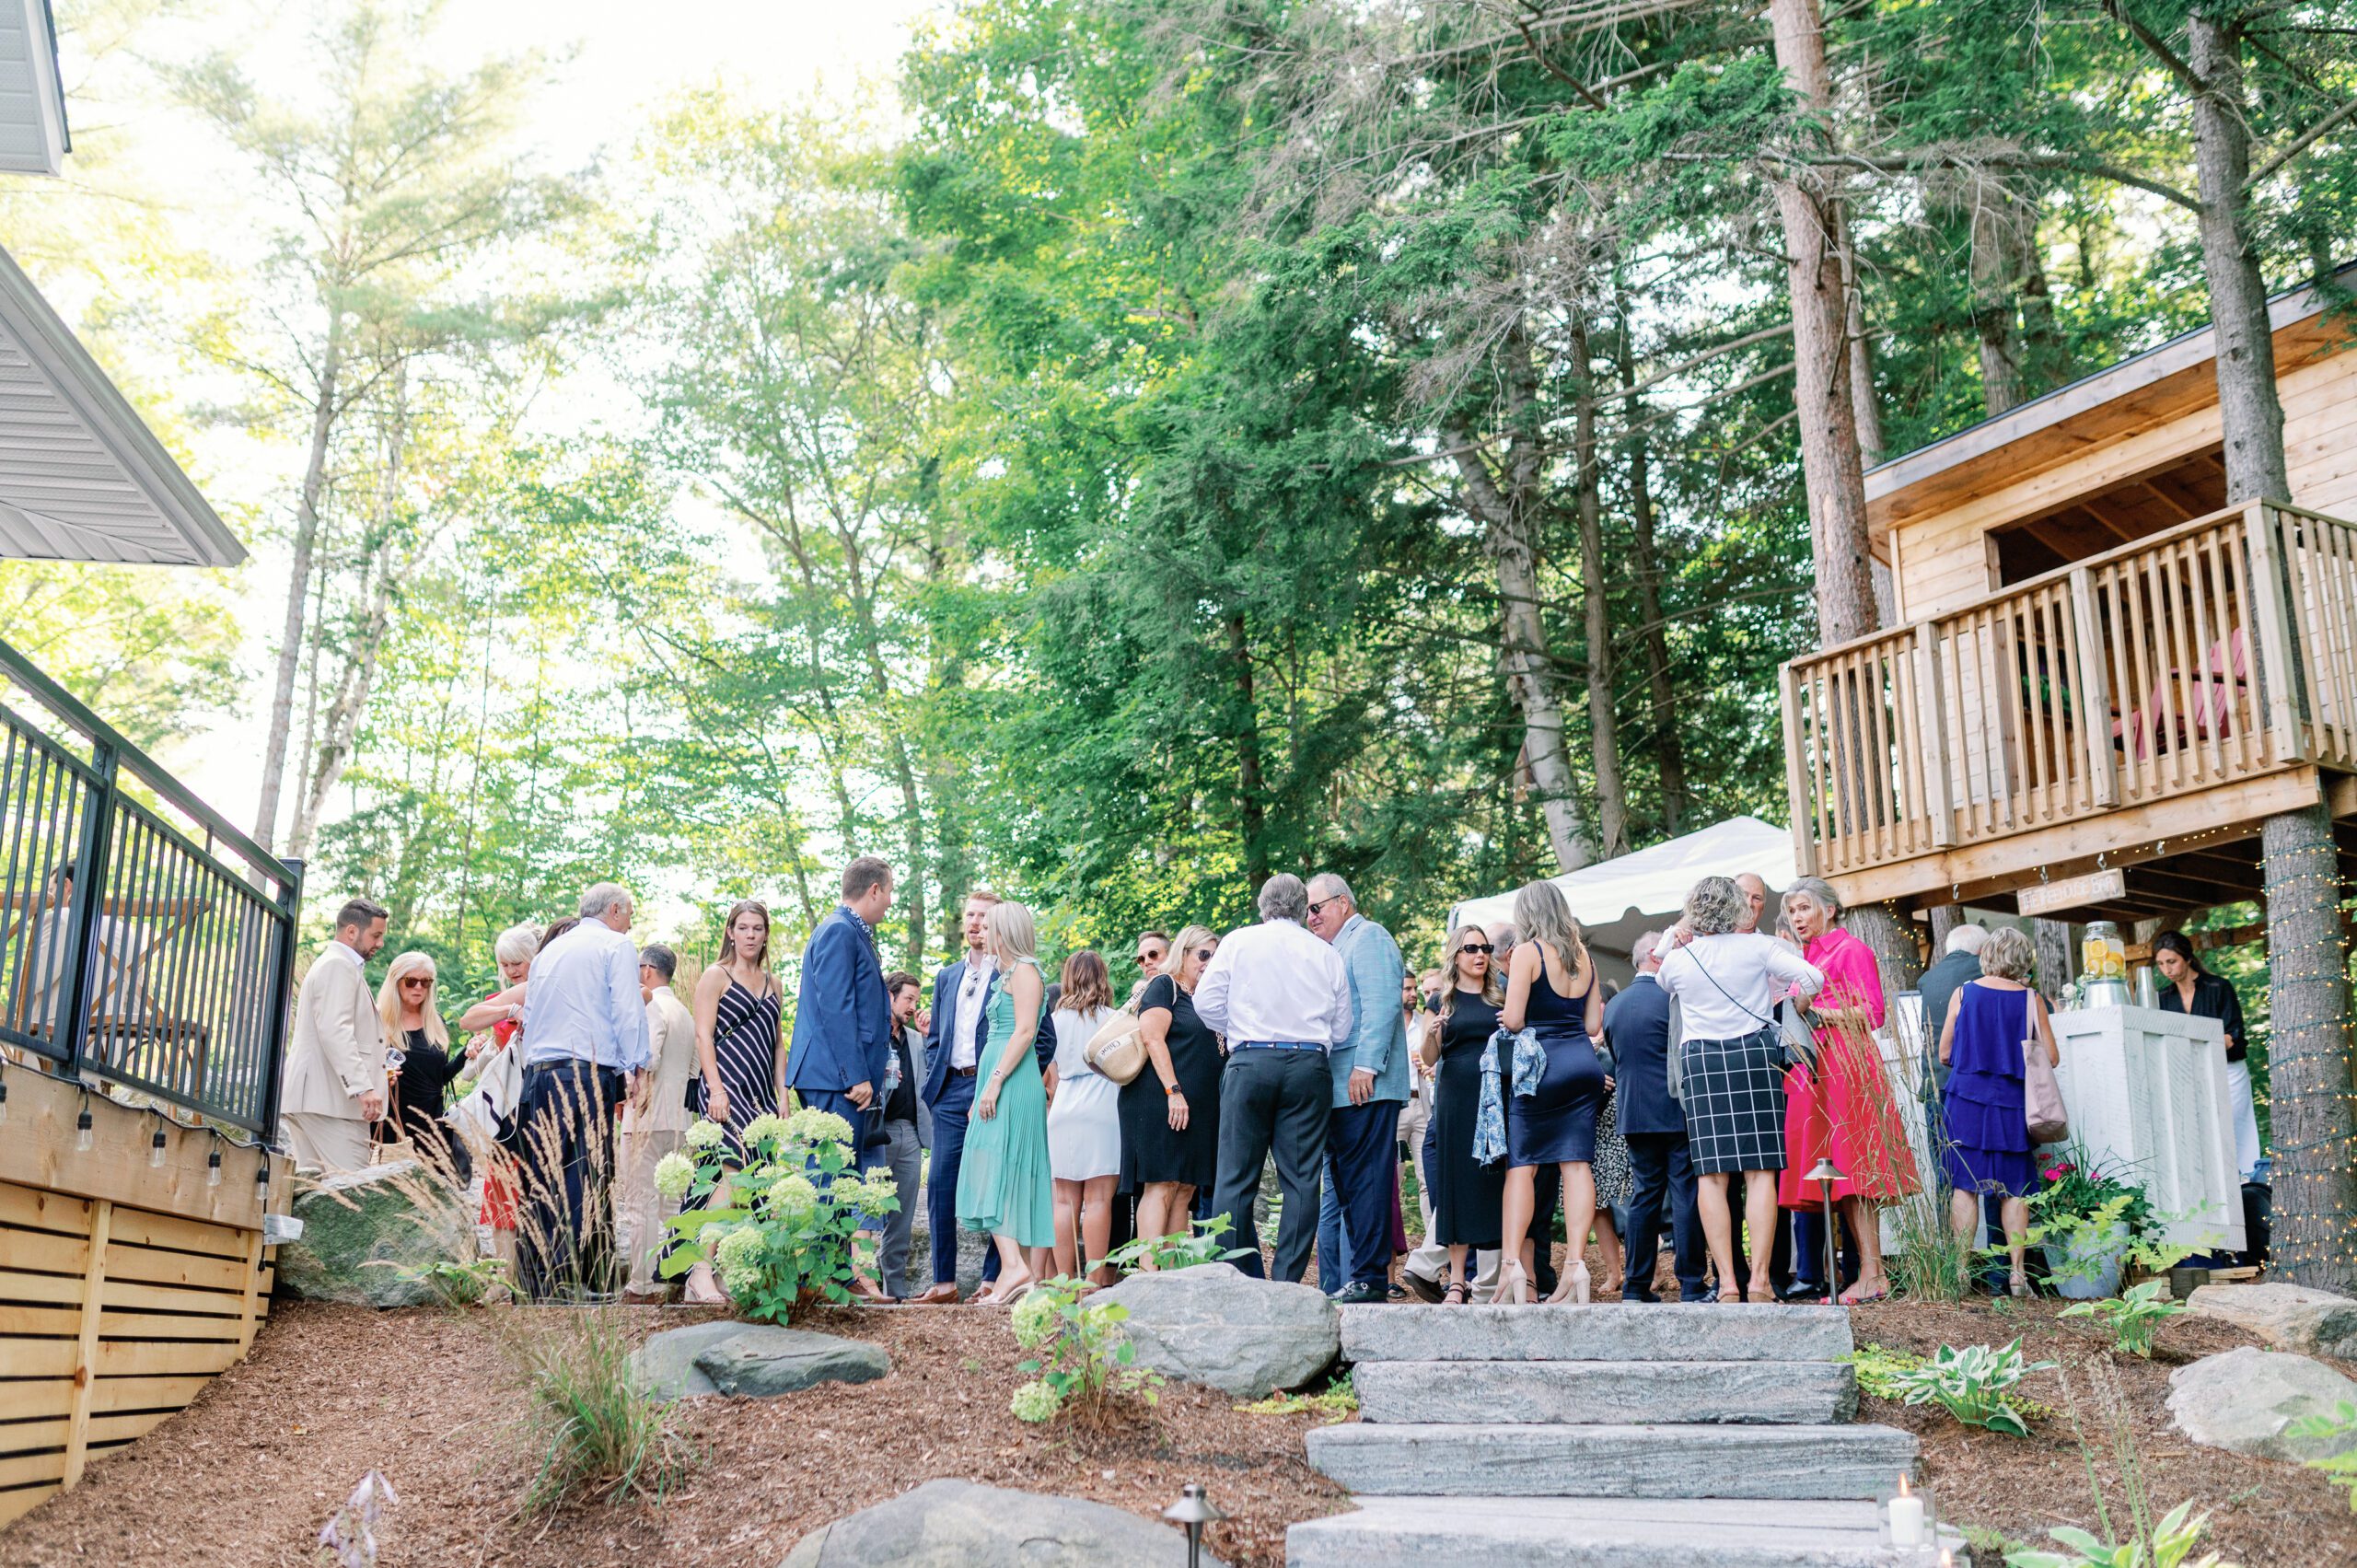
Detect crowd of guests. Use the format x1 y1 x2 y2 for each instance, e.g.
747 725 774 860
285 846 2213 1306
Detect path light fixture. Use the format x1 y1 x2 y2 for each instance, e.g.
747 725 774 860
1807 1156 1843 1305
1164 1482 1225 1568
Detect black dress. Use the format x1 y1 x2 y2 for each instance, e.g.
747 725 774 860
686 977 782 1161
1119 975 1221 1189
1425 991 1505 1249
1506 958 1606 1167
388 1024 470 1183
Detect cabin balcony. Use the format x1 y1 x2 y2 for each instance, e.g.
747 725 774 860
1782 500 2357 919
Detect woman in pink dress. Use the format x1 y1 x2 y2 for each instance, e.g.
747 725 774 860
1776 877 1918 1305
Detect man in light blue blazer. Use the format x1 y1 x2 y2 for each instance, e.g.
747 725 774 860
1307 872 1409 1305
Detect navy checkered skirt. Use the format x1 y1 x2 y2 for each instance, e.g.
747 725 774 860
1678 1028 1789 1175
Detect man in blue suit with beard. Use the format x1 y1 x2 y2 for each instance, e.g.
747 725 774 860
912 889 1005 1302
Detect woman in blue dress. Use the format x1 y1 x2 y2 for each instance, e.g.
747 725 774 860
956 900 1053 1305
1937 925 2060 1297
1496 880 1608 1304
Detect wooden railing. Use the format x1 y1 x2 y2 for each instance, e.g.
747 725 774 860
1784 501 2356 879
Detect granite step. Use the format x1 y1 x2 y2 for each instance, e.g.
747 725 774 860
1339 1302 1854 1365
1352 1359 1857 1425
1303 1421 1917 1499
1286 1495 1962 1567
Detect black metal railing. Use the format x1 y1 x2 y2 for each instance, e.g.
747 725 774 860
0 638 300 1134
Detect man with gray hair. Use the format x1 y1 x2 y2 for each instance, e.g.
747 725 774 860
1605 931 1705 1301
1306 873 1410 1304
1916 923 1989 1094
516 881 651 1299
1196 873 1353 1283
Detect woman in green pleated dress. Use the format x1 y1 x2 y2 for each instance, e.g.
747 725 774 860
956 900 1054 1304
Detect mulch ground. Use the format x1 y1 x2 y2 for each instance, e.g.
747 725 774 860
1 1299 1346 1568
6 1248 2351 1567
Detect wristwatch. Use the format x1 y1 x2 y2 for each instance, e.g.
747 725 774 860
1165 1083 1182 1097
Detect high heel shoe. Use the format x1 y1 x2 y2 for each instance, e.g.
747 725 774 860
1546 1260 1591 1305
1488 1260 1532 1305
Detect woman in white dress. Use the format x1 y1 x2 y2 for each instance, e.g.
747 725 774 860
1046 949 1123 1283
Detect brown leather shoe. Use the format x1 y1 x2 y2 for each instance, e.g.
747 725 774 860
848 1274 892 1304
910 1282 961 1305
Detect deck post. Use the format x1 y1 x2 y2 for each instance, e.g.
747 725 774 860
2068 567 2120 808
2243 500 2305 761
1779 662 1817 877
60 1197 112 1488
1912 623 1955 846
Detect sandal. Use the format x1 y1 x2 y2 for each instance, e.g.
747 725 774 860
1838 1286 1890 1307
1442 1281 1470 1306
1716 1288 1742 1303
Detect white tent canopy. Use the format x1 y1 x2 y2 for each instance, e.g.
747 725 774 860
1446 815 1799 979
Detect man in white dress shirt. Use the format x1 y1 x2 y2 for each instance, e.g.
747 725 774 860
1196 873 1353 1283
515 882 651 1299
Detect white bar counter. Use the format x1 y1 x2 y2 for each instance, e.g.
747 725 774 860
2049 1004 2245 1253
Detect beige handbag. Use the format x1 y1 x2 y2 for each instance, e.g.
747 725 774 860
1083 1007 1149 1086
2020 990 2070 1144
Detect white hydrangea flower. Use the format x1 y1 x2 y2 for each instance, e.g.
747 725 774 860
715 1225 764 1272
788 1107 854 1147
1010 1290 1058 1350
684 1119 727 1150
1009 1379 1062 1423
768 1172 819 1219
740 1112 788 1148
652 1151 697 1202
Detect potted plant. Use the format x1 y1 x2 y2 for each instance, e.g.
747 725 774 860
2023 1153 2154 1300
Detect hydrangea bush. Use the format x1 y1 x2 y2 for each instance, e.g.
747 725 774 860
1007 1277 1162 1428
656 1107 896 1322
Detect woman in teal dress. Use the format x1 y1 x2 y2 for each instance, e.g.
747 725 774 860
957 900 1053 1304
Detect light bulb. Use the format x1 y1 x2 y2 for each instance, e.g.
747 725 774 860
149 1126 168 1168
75 1107 93 1153
0 1078 9 1131
206 1148 223 1188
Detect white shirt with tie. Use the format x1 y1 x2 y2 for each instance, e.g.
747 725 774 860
1192 917 1353 1049
949 952 996 1070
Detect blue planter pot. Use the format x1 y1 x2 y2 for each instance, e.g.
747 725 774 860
2043 1221 2129 1299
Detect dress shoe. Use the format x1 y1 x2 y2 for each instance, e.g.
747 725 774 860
1778 1280 1827 1303
848 1275 891 1304
910 1282 961 1305
1331 1281 1391 1306
1399 1272 1444 1304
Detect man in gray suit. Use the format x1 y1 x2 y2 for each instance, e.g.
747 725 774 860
877 970 934 1300
280 898 390 1174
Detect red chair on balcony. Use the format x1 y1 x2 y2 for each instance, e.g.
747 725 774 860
2112 627 2250 759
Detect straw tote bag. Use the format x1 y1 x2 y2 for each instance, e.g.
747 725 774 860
1083 1006 1150 1086
2021 990 2070 1144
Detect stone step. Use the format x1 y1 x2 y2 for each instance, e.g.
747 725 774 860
1287 1496 1962 1567
1340 1302 1853 1365
1304 1422 1917 1499
1352 1359 1857 1425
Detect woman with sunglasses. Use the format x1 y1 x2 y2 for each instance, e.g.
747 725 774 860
375 951 470 1183
1416 925 1509 1304
1118 924 1221 1259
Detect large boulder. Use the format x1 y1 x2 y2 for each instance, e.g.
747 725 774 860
275 1161 473 1308
2187 1282 2357 1363
2166 1346 2357 1462
778 1478 1221 1567
631 1320 889 1400
1096 1261 1340 1399
695 1325 890 1397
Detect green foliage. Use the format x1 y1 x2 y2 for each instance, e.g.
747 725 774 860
2061 1280 2188 1358
407 1256 516 1308
506 1308 690 1515
2284 1402 2357 1514
1008 1276 1163 1427
1101 1215 1250 1275
1887 1191 1979 1303
656 1110 899 1323
1887 1339 2059 1438
1840 1342 1932 1402
2004 1499 2238 1568
1237 1374 1358 1423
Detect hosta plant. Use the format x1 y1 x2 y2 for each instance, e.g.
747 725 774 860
2004 1498 2239 1567
1102 1214 1251 1273
656 1109 897 1322
2061 1279 2187 1357
1008 1277 1163 1429
1888 1338 2057 1438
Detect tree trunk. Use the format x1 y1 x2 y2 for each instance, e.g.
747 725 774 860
1226 610 1271 889
1968 185 2026 417
1446 321 1592 872
1620 370 1687 835
2184 14 2354 1290
2033 919 2073 1004
1769 0 1917 992
1836 207 1885 467
1927 903 1964 954
255 317 343 851
1571 326 1627 859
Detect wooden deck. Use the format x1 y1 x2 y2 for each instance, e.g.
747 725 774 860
0 1066 281 1527
1783 500 2357 913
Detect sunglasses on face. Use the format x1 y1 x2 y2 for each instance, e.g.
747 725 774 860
401 976 434 989
1136 950 1164 964
1306 897 1343 917
1191 947 1215 962
1458 943 1493 956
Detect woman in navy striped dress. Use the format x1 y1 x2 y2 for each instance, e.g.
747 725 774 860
681 899 784 1302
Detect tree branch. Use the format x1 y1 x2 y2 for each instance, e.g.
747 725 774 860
2248 92 2357 190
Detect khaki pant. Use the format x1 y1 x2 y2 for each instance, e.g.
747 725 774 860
617 1127 685 1293
284 1112 372 1175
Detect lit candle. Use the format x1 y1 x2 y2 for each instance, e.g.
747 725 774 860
1888 1474 1925 1550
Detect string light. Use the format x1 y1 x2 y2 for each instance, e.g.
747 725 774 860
74 1091 93 1154
148 1114 168 1169
206 1146 223 1188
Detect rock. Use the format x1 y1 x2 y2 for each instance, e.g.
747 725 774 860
274 1161 473 1308
778 1477 1220 1567
956 1225 991 1298
1095 1261 1340 1399
631 1319 751 1400
2187 1282 2357 1362
2166 1346 2357 1462
693 1325 890 1397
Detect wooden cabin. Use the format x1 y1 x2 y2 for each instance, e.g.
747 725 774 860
1782 269 2357 923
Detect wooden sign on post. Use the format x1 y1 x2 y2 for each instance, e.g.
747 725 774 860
2016 867 2127 918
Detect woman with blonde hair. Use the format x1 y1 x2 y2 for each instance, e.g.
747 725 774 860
377 952 469 1180
957 900 1053 1304
1416 923 1509 1303
1119 924 1222 1258
1496 882 1608 1304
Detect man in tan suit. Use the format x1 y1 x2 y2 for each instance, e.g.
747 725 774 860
280 898 390 1173
619 943 697 1296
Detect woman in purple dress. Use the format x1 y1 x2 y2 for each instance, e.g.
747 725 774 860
1936 925 2060 1297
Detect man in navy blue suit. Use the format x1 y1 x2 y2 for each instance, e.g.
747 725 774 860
1605 931 1708 1302
787 856 897 1191
911 889 1004 1302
